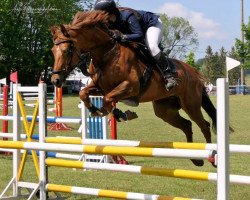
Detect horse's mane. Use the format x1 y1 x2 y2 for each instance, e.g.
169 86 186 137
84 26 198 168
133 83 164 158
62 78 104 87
71 10 109 29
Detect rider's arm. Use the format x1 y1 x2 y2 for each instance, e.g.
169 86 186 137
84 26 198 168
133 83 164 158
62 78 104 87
122 14 144 42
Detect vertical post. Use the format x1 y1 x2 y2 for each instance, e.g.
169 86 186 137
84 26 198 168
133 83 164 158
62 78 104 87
2 85 8 139
110 102 117 140
81 100 87 140
12 84 20 197
216 78 229 200
56 87 62 130
102 111 107 140
56 87 62 117
240 0 245 88
9 82 13 100
39 83 47 199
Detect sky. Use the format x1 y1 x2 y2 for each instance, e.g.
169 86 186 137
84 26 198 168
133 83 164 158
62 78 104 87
118 0 250 59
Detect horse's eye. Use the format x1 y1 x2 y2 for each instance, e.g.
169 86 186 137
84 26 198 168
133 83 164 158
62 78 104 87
62 49 71 55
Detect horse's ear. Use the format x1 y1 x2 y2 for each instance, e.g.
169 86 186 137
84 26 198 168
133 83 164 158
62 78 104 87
60 25 70 37
50 26 58 36
88 59 95 74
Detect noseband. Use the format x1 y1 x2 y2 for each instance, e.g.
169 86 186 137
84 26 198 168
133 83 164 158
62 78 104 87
51 39 83 75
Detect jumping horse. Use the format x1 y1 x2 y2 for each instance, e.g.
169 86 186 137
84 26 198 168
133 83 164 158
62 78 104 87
50 10 217 167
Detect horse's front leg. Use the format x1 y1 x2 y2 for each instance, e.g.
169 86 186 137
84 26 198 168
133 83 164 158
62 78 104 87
101 81 139 121
79 80 104 116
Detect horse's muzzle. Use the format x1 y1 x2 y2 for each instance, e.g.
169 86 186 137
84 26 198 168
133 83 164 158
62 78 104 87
51 75 63 87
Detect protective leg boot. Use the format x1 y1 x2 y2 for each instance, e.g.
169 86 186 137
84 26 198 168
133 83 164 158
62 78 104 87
154 52 178 91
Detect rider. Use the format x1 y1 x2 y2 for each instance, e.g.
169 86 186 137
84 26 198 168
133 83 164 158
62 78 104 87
94 0 178 91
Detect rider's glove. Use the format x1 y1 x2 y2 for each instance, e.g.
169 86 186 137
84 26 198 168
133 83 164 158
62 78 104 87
110 30 127 42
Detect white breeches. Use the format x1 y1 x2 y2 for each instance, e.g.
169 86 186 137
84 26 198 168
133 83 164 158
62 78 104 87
145 18 163 56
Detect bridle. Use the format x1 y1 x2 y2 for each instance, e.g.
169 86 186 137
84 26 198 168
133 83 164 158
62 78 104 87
51 39 84 75
51 24 117 76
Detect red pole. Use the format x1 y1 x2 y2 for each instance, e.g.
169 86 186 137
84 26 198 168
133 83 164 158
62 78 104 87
49 87 71 131
56 87 62 129
110 102 128 164
56 87 63 117
110 103 117 140
2 85 8 138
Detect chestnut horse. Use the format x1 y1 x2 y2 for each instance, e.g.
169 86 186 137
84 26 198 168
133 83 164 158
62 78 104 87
51 11 216 167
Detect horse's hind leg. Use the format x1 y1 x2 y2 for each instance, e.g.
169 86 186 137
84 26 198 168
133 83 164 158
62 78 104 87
152 98 204 166
181 99 212 144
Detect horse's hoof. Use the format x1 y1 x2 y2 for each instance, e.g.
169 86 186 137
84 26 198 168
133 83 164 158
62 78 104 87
208 150 217 168
112 108 127 122
191 159 204 167
211 162 217 168
89 107 109 117
99 108 109 116
88 105 100 115
125 110 138 121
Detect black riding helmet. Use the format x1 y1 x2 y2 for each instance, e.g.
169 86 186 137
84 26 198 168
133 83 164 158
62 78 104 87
94 0 120 17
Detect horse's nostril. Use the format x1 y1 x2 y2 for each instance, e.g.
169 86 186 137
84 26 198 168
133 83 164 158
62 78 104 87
52 79 61 87
55 79 60 85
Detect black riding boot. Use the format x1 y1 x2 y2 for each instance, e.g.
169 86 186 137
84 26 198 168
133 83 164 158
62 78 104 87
154 52 178 91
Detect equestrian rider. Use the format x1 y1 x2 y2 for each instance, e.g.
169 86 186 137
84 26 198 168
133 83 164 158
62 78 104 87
94 0 178 91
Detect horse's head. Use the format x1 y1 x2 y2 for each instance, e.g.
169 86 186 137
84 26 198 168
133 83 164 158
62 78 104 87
50 25 79 87
50 10 113 87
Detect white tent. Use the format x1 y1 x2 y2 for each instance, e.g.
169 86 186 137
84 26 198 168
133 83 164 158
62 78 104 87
67 69 86 81
66 69 91 89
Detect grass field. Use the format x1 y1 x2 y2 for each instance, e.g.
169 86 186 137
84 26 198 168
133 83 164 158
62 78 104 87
0 93 250 200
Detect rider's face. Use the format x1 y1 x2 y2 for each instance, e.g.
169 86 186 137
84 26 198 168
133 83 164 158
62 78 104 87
108 14 116 22
107 14 117 29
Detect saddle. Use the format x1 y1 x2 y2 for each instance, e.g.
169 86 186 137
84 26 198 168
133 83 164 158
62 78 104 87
131 42 176 91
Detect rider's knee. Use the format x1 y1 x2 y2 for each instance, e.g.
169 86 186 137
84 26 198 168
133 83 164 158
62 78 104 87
148 45 160 57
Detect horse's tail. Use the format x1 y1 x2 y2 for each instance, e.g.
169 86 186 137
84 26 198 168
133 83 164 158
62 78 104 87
201 86 217 133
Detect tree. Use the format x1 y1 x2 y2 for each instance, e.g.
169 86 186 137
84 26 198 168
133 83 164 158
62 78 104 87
201 46 213 82
227 47 241 85
218 47 227 78
0 0 94 85
235 16 250 69
184 50 201 71
160 14 198 60
185 51 195 66
202 46 242 85
202 46 225 84
195 58 204 72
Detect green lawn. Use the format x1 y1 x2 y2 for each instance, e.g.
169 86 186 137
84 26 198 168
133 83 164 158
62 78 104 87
0 94 250 200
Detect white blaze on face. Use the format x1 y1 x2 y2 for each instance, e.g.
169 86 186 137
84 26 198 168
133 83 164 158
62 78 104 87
53 45 64 72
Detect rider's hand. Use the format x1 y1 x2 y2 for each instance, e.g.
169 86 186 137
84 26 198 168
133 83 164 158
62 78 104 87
110 30 126 42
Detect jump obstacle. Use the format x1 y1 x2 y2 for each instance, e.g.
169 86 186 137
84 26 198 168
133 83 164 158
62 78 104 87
0 90 111 163
0 83 71 133
0 85 114 162
0 79 249 200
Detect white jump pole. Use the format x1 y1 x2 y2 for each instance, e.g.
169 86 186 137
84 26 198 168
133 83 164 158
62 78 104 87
39 83 47 199
216 78 229 200
12 83 20 197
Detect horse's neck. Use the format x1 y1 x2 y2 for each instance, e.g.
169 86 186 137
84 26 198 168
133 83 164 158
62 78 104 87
91 40 119 66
